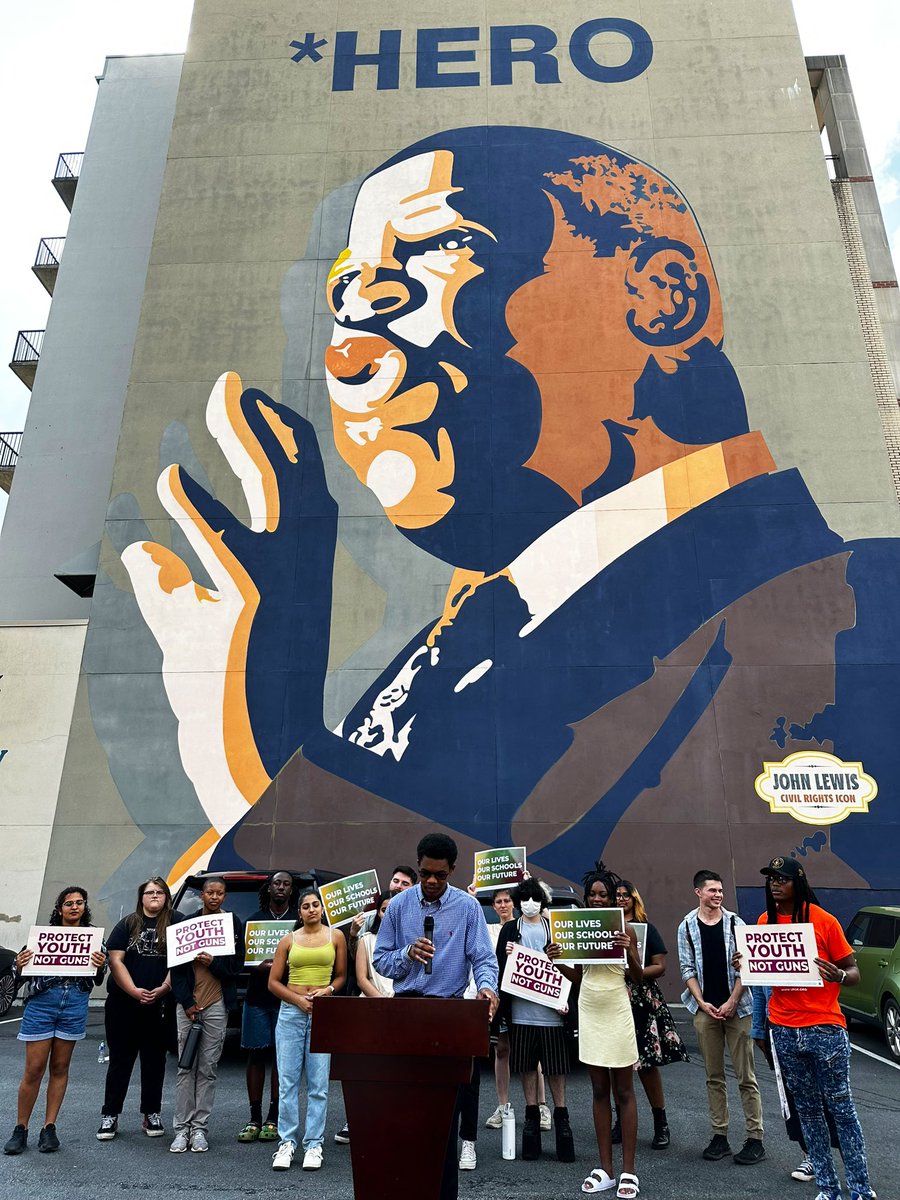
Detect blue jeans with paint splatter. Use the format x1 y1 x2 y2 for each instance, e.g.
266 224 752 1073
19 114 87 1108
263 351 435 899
771 1023 872 1200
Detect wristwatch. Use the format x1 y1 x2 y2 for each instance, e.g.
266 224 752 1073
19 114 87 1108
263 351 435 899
838 969 847 984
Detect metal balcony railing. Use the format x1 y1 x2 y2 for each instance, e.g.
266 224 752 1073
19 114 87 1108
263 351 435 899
52 151 84 211
9 330 44 390
0 431 23 494
32 237 65 295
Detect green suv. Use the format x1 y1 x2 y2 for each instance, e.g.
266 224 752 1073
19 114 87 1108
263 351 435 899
840 905 900 1062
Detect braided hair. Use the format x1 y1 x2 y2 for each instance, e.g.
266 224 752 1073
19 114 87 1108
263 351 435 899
764 867 819 924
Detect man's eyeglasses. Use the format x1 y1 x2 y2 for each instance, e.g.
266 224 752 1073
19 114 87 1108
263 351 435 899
418 869 450 881
768 874 791 885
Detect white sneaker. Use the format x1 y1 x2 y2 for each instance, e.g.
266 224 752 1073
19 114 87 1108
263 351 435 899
459 1139 477 1170
272 1141 295 1170
791 1159 814 1182
539 1103 552 1132
303 1145 324 1170
169 1131 189 1153
485 1106 503 1129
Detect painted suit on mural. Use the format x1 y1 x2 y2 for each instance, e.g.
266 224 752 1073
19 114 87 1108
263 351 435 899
123 127 900 937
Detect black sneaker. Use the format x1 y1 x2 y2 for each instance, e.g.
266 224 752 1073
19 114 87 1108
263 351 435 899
702 1134 732 1160
97 1115 118 1140
38 1124 60 1153
143 1113 165 1138
334 1124 350 1144
3 1125 27 1155
733 1138 766 1165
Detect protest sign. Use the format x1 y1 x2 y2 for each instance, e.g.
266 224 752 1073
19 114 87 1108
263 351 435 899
22 926 104 976
167 913 235 968
319 870 380 928
501 942 571 1010
631 922 647 968
473 847 527 893
735 923 823 988
548 908 626 965
243 920 295 967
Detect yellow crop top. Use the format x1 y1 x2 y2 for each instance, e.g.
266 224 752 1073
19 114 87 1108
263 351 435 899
287 937 335 988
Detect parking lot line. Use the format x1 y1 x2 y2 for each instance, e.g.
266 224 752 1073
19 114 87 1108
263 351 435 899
0 1017 22 1025
850 1041 900 1071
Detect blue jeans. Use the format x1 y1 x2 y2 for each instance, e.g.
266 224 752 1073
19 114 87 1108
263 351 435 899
274 1002 330 1150
771 1024 872 1199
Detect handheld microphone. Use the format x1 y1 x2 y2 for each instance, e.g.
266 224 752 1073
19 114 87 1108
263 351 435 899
423 916 434 975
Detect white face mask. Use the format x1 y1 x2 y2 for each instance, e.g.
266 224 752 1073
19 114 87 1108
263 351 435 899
520 898 542 917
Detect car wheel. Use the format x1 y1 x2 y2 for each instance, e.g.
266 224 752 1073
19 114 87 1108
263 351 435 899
0 966 16 1018
883 998 900 1063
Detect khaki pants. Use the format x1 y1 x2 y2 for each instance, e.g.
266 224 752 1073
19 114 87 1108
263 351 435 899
693 1010 763 1138
174 1000 228 1134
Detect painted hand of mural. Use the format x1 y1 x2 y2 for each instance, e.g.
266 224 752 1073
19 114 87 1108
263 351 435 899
122 371 336 857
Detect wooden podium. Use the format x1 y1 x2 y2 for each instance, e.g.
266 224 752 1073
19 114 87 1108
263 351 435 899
310 996 489 1198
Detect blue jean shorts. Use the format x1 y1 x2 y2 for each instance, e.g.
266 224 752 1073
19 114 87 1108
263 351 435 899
241 1002 278 1050
19 984 90 1042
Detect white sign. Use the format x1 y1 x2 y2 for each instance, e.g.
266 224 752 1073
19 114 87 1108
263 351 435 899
22 926 104 976
631 922 647 968
735 923 822 988
167 913 235 967
755 751 877 826
501 942 571 1010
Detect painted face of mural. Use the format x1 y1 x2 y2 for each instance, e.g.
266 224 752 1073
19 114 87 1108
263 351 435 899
326 149 494 530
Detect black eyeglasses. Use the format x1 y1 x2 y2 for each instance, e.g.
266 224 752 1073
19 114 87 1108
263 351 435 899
419 869 450 881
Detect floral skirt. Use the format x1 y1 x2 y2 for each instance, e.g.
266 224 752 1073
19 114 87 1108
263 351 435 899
626 979 689 1069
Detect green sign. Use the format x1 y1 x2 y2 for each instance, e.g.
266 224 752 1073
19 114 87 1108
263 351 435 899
243 920 294 967
319 869 380 928
473 846 527 893
548 907 626 964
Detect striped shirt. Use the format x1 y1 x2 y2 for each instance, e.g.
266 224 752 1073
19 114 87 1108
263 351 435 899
374 883 498 997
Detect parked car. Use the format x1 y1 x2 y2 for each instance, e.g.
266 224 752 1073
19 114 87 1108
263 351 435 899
0 946 17 1018
171 868 343 1027
840 905 900 1061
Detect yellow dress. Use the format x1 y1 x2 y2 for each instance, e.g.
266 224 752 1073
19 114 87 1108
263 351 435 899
578 963 638 1068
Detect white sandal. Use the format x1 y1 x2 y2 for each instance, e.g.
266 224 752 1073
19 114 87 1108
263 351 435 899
582 1168 617 1194
616 1173 640 1199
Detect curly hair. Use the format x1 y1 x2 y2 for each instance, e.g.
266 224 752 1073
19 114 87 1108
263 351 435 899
582 861 623 906
49 885 92 927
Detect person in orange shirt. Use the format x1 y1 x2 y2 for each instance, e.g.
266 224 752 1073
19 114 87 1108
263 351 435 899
756 857 875 1200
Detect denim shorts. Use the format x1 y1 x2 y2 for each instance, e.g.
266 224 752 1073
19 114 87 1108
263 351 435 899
241 1002 278 1050
18 984 90 1042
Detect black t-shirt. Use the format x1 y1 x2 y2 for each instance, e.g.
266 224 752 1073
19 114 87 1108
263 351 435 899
698 917 730 1007
244 907 297 1009
106 911 184 996
645 921 666 959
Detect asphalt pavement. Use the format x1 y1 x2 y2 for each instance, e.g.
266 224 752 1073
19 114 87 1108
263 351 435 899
0 1004 897 1199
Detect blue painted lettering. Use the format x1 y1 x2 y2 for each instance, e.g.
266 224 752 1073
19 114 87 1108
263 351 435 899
332 29 401 92
490 25 561 86
416 28 481 89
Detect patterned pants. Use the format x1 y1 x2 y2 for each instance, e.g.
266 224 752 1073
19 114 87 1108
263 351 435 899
771 1024 872 1199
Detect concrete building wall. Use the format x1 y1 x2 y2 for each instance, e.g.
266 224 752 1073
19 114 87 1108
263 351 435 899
0 622 86 947
31 1 900 947
0 54 183 622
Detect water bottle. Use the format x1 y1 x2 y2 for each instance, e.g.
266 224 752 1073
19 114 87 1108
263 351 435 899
501 1103 515 1160
97 1041 109 1064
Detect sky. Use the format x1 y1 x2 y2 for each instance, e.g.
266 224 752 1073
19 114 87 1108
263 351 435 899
0 1 898 525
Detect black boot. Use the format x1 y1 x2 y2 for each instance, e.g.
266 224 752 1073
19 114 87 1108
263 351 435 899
553 1106 575 1162
611 1106 622 1145
522 1105 542 1160
3 1125 27 1155
651 1106 670 1149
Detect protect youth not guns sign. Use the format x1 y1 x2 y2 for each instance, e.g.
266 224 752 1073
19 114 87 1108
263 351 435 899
22 926 104 976
735 923 823 988
501 942 571 1010
167 913 235 967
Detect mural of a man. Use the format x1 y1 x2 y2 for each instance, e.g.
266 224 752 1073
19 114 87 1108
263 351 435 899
122 127 900 935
